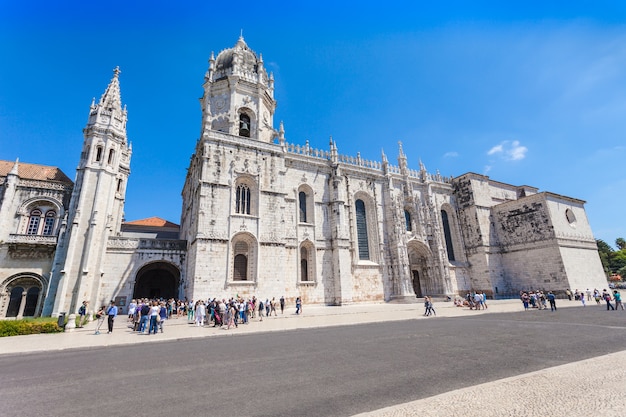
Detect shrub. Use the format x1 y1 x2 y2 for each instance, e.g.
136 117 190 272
0 318 63 337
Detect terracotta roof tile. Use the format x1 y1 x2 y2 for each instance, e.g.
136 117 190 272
0 160 73 184
124 217 179 228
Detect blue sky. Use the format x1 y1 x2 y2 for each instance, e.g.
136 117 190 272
1 1 625 247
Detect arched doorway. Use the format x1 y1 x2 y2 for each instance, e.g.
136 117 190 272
407 240 438 297
412 270 422 298
133 262 180 300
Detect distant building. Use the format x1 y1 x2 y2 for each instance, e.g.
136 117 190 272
0 37 607 318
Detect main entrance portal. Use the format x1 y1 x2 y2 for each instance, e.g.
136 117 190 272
133 262 180 300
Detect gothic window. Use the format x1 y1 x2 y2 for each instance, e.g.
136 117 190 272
405 210 412 232
27 210 42 235
235 184 251 215
42 211 56 235
239 113 251 137
441 209 455 261
117 178 123 192
107 149 115 165
356 199 370 260
299 191 307 223
300 246 309 281
95 146 103 162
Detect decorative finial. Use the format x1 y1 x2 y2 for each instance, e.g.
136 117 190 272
113 66 121 78
9 158 19 176
398 141 405 157
240 29 244 40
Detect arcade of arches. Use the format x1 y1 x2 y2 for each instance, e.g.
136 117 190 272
2 275 44 318
133 262 180 300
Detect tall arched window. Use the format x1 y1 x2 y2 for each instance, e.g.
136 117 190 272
27 210 42 235
42 211 56 235
300 246 309 281
355 199 370 260
236 184 251 214
404 210 412 232
239 113 251 137
441 209 455 261
95 146 103 162
107 149 115 165
299 191 307 223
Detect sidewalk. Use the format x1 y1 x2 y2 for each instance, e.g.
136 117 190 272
0 298 578 355
2 298 625 416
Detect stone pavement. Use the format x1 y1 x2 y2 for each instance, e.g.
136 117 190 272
1 299 625 416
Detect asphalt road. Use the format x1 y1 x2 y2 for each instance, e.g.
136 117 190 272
1 308 625 417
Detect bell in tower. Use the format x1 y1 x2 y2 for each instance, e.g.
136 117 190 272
239 113 251 137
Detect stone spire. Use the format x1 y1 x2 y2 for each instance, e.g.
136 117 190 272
398 141 408 173
86 67 127 139
99 67 122 111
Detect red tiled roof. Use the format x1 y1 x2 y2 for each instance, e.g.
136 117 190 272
0 160 73 183
124 217 179 228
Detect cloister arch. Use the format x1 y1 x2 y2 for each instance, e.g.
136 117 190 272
1 273 46 318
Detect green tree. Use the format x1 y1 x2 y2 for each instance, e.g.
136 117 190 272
597 239 613 275
616 238 626 250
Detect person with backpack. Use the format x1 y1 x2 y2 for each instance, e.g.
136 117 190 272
77 300 88 328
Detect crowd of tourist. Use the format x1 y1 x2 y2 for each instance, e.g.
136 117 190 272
123 295 295 334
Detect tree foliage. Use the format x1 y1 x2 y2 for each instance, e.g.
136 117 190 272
597 238 626 276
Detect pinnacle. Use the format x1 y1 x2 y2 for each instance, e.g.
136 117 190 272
99 67 123 111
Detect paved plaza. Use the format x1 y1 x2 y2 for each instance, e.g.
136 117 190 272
1 299 625 416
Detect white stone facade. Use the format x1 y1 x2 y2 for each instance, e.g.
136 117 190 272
0 38 608 318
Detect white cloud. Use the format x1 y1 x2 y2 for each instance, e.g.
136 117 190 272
483 165 492 175
487 140 527 161
443 151 459 158
487 144 503 156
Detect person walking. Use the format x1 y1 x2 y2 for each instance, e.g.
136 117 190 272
613 290 624 310
94 306 106 335
425 296 436 316
280 296 285 314
603 289 615 310
106 301 118 334
295 297 302 315
565 289 572 301
270 297 278 316
521 292 530 310
547 291 557 311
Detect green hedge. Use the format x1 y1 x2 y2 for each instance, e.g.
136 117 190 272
0 318 63 337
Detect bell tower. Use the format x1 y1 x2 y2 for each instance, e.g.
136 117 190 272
44 67 132 316
200 36 277 143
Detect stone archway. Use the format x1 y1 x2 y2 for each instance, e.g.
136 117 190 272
1 275 45 318
407 240 437 297
133 262 180 300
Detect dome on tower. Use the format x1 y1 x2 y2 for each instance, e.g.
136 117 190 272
211 36 267 84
